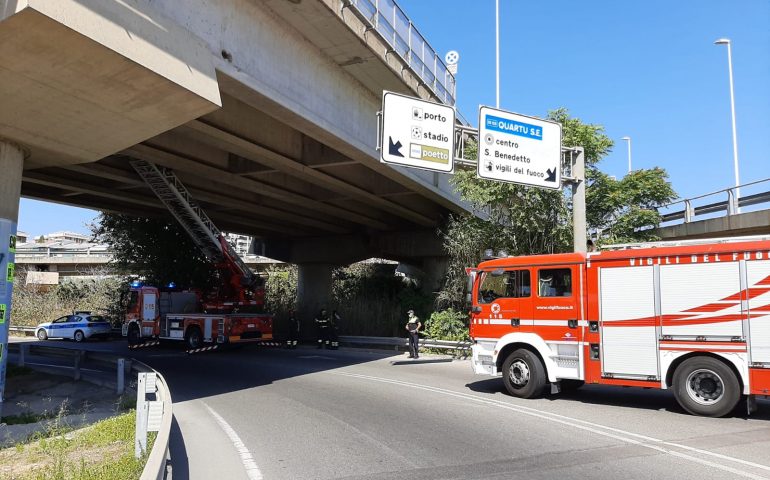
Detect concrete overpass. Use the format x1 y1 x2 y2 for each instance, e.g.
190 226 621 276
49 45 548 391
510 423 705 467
0 0 470 317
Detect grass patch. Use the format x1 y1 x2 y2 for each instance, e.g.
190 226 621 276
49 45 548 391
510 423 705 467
2 411 58 426
0 410 154 480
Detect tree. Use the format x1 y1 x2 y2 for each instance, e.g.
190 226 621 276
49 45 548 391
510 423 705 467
436 108 676 309
91 213 216 289
587 167 677 243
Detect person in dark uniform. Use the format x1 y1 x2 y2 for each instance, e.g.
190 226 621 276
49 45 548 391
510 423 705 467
315 308 331 349
405 309 421 359
286 310 300 349
329 310 342 350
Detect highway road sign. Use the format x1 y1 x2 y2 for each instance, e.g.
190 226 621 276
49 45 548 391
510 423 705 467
380 91 456 173
477 106 562 189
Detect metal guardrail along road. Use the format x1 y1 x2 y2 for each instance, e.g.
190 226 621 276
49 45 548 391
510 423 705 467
339 335 470 352
6 343 172 480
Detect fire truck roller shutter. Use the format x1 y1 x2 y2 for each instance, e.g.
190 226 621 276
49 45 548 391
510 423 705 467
660 262 743 338
600 266 659 378
746 260 770 363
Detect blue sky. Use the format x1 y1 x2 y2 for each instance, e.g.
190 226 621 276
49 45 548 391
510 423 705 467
18 0 770 238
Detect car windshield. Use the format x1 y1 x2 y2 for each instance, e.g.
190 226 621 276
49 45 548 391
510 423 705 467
52 316 68 324
88 316 107 322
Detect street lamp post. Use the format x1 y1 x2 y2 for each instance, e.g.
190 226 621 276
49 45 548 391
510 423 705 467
714 38 741 213
621 136 632 173
495 0 500 108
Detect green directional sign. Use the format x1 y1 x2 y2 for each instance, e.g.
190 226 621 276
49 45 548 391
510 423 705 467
6 263 13 283
0 304 5 324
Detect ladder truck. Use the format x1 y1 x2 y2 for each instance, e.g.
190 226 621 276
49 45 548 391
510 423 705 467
468 236 770 417
121 159 273 350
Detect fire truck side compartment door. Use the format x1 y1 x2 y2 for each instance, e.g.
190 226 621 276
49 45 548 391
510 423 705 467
142 293 156 322
660 262 742 338
747 260 770 363
599 266 659 378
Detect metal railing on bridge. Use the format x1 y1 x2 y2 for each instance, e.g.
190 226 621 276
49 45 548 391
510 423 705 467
659 177 770 225
345 0 457 106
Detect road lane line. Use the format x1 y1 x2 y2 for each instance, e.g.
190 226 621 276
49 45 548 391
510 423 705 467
334 372 770 479
203 403 263 480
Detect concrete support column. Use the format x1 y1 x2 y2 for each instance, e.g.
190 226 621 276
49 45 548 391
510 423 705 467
0 140 25 418
420 257 449 294
296 263 335 338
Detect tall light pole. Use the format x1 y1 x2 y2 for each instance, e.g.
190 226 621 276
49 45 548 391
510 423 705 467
495 0 500 108
714 38 741 212
621 136 632 173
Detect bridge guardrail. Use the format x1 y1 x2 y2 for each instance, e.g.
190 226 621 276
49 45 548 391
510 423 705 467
659 177 770 225
6 343 172 480
345 0 456 106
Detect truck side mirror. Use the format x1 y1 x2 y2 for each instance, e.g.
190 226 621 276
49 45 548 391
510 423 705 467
466 270 477 306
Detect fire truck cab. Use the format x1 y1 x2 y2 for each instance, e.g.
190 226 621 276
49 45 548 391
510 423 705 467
469 238 770 417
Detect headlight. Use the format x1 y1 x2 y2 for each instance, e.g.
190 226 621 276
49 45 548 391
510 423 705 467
478 355 494 366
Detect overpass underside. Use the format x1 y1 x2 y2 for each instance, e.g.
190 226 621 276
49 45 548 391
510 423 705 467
0 0 469 320
0 0 468 265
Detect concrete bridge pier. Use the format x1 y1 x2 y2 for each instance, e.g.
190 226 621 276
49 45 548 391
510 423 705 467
296 262 336 330
0 139 25 418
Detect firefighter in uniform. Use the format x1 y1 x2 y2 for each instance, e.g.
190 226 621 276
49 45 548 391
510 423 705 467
329 310 342 350
286 310 299 349
405 309 421 359
315 308 331 348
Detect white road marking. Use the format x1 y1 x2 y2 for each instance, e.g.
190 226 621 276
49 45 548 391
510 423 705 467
204 403 263 480
335 372 770 480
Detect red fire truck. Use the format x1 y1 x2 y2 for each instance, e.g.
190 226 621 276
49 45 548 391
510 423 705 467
469 236 770 417
121 159 273 350
123 283 272 349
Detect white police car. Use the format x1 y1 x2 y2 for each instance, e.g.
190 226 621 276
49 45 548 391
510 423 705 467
35 312 112 342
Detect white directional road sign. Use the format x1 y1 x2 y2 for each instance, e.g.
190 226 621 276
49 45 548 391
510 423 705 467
477 106 562 189
380 91 456 173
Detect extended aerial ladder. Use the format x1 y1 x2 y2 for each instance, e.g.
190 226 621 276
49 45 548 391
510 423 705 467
130 159 263 311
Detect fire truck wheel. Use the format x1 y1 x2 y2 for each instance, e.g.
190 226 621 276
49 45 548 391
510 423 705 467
672 357 741 417
127 324 140 345
502 349 546 399
185 326 204 350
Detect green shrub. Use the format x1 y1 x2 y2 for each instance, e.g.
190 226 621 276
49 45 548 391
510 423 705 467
10 271 126 328
424 308 470 342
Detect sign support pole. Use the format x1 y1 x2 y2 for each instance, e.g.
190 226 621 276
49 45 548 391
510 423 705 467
571 147 587 253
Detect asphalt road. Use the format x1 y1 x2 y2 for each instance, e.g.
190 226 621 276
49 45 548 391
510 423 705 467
13 338 770 479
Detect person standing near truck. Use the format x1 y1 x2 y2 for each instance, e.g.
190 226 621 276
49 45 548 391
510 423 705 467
405 309 421 359
286 309 300 349
315 308 331 349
